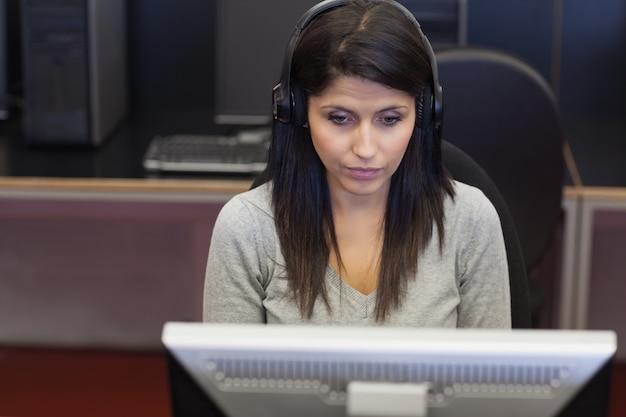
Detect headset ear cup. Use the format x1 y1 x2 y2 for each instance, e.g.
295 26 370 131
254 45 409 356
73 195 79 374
291 83 308 127
273 82 290 123
417 83 433 130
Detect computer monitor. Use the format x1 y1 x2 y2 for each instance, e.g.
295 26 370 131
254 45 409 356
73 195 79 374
162 322 616 417
212 0 467 126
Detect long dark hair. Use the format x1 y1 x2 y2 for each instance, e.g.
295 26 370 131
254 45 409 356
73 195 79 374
265 0 455 321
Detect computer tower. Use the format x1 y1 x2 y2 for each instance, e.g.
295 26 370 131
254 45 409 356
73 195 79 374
21 0 127 146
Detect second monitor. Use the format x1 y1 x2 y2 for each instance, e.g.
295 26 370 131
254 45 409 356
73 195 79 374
213 0 467 126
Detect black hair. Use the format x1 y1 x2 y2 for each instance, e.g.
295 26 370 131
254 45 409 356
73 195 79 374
266 0 455 320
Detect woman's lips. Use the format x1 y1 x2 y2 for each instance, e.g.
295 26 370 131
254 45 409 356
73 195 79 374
347 167 381 179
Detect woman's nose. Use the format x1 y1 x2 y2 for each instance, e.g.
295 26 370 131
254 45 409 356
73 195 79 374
352 123 377 159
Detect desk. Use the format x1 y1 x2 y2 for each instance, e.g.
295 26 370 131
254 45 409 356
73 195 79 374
1 176 625 357
560 186 626 359
0 176 250 349
0 345 171 417
0 176 251 199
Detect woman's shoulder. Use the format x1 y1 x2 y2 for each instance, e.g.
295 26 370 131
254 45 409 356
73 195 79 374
441 180 504 255
220 182 273 219
451 180 490 204
446 180 499 223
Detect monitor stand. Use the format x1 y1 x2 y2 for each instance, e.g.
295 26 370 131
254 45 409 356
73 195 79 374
347 381 429 417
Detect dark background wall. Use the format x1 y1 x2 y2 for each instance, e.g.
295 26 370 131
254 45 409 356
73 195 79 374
123 0 626 187
2 0 625 185
466 0 626 187
1 0 21 114
557 0 626 187
467 0 555 84
127 0 215 112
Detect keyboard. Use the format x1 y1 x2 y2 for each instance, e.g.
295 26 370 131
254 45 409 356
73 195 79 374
143 130 269 174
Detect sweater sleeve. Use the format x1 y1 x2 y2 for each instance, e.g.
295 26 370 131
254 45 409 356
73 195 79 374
456 193 512 328
203 194 269 323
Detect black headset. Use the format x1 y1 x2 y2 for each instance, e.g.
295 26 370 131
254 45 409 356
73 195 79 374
272 0 443 140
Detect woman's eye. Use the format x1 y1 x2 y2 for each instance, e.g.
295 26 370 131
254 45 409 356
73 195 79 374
326 113 402 126
381 116 401 126
328 114 349 125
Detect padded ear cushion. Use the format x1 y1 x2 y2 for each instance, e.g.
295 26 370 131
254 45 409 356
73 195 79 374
417 83 433 130
272 82 291 124
291 82 308 127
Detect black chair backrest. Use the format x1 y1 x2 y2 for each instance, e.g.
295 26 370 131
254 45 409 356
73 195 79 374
441 140 530 328
436 46 564 272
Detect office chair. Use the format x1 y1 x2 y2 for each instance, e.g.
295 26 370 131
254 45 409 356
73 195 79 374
436 46 564 276
441 140 530 329
436 46 564 325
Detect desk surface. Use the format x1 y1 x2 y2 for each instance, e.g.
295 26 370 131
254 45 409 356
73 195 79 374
0 111 244 180
1 176 624 204
0 176 252 194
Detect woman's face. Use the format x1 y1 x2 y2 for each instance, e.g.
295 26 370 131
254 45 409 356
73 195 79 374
308 76 416 203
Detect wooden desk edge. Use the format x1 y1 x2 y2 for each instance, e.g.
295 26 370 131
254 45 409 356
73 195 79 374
1 179 625 201
0 177 253 194
564 185 626 201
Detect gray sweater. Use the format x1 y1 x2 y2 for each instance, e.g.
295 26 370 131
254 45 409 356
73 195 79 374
203 181 511 328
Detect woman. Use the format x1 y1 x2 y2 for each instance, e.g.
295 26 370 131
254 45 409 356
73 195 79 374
203 0 511 328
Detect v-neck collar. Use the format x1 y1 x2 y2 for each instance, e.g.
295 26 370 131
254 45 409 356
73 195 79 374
326 265 377 318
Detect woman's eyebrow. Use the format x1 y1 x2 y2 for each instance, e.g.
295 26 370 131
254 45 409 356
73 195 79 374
318 105 410 112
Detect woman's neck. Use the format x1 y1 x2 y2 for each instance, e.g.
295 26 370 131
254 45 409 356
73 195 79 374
328 188 387 295
329 184 389 220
